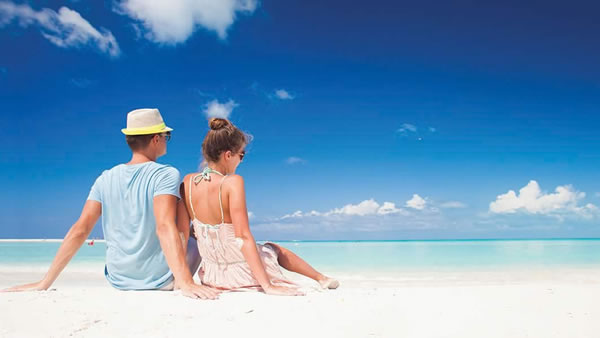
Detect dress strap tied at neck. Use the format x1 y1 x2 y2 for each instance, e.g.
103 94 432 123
193 167 225 184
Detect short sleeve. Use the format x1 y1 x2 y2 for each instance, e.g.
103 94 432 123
154 166 181 199
87 173 104 203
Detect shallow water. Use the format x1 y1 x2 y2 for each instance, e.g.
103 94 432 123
2 239 599 272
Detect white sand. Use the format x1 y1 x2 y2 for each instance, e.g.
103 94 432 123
1 268 599 338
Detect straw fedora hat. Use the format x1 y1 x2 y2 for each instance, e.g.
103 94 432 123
121 108 173 135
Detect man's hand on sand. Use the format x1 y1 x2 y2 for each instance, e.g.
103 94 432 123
179 283 220 300
1 280 51 292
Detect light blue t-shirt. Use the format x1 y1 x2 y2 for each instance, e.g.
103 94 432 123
87 161 181 290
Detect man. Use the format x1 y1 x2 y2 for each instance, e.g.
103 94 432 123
3 109 217 299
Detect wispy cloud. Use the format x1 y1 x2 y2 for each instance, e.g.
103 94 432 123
281 210 322 219
285 157 306 165
397 123 436 141
489 180 597 218
440 201 467 209
115 0 258 44
70 78 93 88
203 99 238 119
274 89 294 100
397 123 417 134
193 89 213 98
0 2 120 58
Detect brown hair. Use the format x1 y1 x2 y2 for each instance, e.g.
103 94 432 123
126 134 156 151
202 118 249 162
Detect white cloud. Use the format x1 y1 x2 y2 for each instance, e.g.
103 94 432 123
115 0 258 44
265 198 445 236
377 202 402 215
247 211 255 219
280 210 303 219
397 123 417 133
281 210 308 219
489 180 597 217
286 157 306 165
440 201 467 209
0 2 120 57
203 99 237 119
281 199 404 219
328 199 381 216
274 89 294 100
280 210 322 219
405 194 427 210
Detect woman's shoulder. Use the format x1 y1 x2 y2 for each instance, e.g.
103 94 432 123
179 173 199 198
224 173 244 184
222 174 245 191
182 172 198 182
178 173 194 188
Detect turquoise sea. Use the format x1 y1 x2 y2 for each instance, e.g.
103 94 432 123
1 239 599 273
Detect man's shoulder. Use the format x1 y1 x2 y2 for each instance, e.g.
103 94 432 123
144 163 180 186
148 162 180 176
94 164 124 180
96 163 179 179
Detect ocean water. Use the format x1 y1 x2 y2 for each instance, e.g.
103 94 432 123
1 239 599 274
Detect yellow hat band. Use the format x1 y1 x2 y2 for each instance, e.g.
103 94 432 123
121 122 172 135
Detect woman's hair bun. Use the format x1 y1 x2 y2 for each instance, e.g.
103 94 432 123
209 118 231 131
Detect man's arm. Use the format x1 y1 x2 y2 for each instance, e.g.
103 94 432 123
2 200 102 292
176 182 190 249
153 194 219 300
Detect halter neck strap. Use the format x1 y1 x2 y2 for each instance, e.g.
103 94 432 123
189 167 229 224
192 167 225 184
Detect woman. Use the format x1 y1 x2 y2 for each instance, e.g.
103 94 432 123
177 118 338 296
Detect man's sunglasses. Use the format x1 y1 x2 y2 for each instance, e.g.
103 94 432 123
160 132 171 142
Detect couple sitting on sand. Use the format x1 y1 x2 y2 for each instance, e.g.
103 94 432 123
4 108 338 299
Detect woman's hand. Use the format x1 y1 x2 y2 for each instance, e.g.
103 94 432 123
1 280 51 292
263 284 305 296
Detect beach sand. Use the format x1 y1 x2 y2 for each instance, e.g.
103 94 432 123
1 268 599 338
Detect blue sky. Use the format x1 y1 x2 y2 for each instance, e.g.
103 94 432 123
1 0 599 240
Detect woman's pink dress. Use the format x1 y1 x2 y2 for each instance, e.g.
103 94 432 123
188 171 295 290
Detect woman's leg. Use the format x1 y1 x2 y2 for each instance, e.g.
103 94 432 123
268 243 338 289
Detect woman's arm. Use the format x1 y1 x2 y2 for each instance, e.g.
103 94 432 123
227 175 301 296
2 200 102 292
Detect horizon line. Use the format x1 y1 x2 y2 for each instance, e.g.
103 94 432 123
1 237 599 243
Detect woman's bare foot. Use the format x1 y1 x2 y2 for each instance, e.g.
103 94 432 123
318 276 339 289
